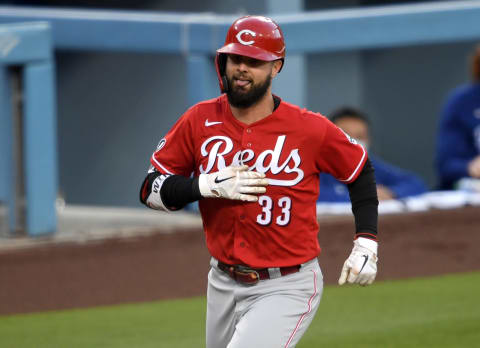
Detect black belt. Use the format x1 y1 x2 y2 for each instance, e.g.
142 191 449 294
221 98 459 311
217 261 301 286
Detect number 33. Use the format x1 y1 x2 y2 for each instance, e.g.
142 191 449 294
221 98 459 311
256 196 292 226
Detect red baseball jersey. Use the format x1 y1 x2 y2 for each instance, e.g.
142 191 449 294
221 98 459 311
151 95 366 268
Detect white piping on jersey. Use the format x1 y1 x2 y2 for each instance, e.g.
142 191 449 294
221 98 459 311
151 153 174 175
339 144 366 183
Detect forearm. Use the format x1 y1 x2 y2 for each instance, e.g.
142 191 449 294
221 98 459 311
347 158 379 240
139 171 202 211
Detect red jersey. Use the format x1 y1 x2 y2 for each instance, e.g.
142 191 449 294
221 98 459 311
151 95 366 268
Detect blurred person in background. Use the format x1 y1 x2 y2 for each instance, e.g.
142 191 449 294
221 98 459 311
436 44 480 191
318 107 428 202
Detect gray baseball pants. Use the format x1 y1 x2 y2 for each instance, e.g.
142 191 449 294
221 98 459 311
206 257 323 348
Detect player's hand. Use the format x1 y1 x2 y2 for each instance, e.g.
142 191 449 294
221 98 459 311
376 185 395 201
338 237 378 286
468 156 480 178
199 165 268 202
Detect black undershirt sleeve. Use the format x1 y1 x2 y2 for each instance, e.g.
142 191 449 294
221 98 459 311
139 171 202 210
347 158 379 241
160 175 202 209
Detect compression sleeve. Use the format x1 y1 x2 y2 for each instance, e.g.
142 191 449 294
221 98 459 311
139 171 202 211
160 175 202 209
347 158 379 241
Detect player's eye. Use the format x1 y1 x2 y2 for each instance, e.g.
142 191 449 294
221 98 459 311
229 55 263 68
229 54 242 64
245 57 263 67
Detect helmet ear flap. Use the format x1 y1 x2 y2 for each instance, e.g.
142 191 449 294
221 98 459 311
215 53 229 93
221 75 229 93
278 58 285 73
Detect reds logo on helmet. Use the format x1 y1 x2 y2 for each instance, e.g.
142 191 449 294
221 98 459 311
236 29 256 46
215 15 286 93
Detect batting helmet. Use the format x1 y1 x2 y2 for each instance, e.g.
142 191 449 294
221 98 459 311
215 15 286 93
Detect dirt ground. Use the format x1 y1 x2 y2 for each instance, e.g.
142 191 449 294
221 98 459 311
1 206 479 315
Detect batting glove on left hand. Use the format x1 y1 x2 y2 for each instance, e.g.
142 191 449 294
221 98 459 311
338 237 378 286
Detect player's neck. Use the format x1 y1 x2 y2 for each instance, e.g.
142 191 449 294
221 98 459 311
229 92 275 125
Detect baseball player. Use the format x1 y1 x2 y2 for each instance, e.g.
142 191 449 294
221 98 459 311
140 15 379 348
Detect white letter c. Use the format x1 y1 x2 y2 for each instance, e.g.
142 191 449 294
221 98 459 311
236 29 256 46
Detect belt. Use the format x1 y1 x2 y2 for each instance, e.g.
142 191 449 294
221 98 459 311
217 261 301 286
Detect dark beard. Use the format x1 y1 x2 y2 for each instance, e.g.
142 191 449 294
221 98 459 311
226 74 272 109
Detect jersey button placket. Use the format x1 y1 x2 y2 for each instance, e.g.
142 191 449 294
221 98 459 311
234 209 247 257
238 213 246 251
242 127 253 149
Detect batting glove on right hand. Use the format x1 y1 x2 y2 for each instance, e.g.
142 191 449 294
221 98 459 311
199 165 268 202
339 237 378 286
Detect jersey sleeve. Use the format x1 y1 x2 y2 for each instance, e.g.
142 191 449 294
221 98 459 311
150 107 196 176
317 120 367 184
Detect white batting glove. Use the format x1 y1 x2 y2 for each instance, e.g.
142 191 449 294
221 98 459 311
338 237 378 286
198 165 268 202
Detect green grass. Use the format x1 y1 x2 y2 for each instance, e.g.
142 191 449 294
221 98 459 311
301 272 480 347
1 272 479 347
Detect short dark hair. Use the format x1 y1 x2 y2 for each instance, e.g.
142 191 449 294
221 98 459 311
328 106 370 125
472 44 480 83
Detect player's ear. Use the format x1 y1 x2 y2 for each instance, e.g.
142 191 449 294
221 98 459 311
271 60 283 78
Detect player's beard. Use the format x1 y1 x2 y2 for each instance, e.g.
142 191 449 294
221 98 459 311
226 73 272 109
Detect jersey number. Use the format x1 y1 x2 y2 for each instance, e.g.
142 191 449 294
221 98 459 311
256 196 292 226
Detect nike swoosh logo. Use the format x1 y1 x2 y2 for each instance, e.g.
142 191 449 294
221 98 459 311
359 255 369 273
205 119 223 127
214 176 235 184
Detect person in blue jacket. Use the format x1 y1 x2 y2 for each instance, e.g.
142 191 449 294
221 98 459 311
436 44 480 190
318 107 428 202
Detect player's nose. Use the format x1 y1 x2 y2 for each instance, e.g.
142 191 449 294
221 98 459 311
235 59 249 72
236 63 248 73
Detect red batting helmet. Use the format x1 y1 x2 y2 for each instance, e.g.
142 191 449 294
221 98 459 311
215 15 286 93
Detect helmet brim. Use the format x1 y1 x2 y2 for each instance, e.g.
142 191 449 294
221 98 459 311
217 43 284 62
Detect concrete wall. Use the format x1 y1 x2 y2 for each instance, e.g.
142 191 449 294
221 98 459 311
307 51 363 115
362 41 477 188
56 51 187 206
